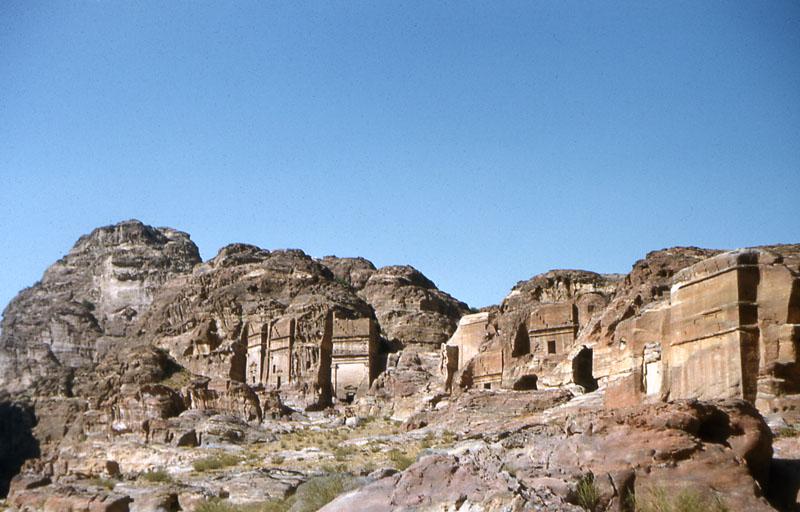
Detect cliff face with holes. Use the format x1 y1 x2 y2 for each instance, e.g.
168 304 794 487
2 221 797 421
0 221 473 503
1 220 798 511
444 269 623 393
137 244 378 410
444 245 800 425
597 247 800 417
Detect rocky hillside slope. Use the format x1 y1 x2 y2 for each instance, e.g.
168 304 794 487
0 220 798 512
0 220 201 394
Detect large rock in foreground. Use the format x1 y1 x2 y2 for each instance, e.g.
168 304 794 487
324 395 776 511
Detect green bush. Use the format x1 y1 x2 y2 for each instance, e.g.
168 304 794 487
161 367 193 388
419 432 434 449
333 277 352 289
333 445 356 462
575 474 600 511
633 487 729 512
290 474 357 512
194 475 356 512
257 501 293 512
195 498 292 512
361 461 377 474
501 463 517 478
387 449 415 471
87 477 116 490
193 453 242 472
194 501 240 512
320 463 338 473
776 426 800 437
139 468 173 484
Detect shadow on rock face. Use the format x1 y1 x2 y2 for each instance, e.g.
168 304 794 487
0 401 39 497
769 459 800 512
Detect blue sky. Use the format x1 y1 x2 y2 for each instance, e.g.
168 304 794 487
1 1 798 310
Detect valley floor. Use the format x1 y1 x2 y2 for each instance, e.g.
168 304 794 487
4 387 799 512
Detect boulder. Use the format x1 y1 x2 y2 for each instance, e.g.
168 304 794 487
327 397 775 511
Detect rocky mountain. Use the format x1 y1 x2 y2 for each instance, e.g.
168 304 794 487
501 269 623 312
0 220 201 394
320 257 470 348
138 245 376 410
0 220 798 512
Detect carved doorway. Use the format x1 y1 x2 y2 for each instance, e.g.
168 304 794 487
572 347 597 391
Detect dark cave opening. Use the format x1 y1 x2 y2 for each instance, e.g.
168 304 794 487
572 347 598 391
0 401 40 498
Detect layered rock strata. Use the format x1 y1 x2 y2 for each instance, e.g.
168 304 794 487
0 220 200 393
320 257 470 349
1 220 799 511
446 246 800 423
139 245 377 409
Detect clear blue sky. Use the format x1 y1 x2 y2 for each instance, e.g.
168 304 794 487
1 1 798 310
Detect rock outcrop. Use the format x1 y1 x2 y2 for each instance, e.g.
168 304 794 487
321 257 470 349
139 245 377 409
366 348 447 421
1 220 798 511
358 265 469 349
324 395 775 512
320 257 472 417
443 269 622 394
318 256 377 291
598 247 800 418
445 245 800 427
0 220 200 393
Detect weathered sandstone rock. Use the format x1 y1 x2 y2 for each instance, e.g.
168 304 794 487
0 220 200 393
318 256 377 291
595 248 800 419
358 265 469 349
328 395 775 512
366 348 447 421
139 245 376 408
443 269 620 395
321 257 470 349
447 246 800 425
2 220 798 511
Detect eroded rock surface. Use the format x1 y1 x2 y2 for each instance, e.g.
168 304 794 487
445 246 800 422
1 221 798 511
325 394 775 512
321 257 470 349
139 245 376 409
0 220 200 393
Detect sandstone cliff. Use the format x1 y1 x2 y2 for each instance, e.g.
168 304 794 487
445 245 800 427
0 220 200 394
139 245 377 409
1 221 799 511
320 257 470 349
